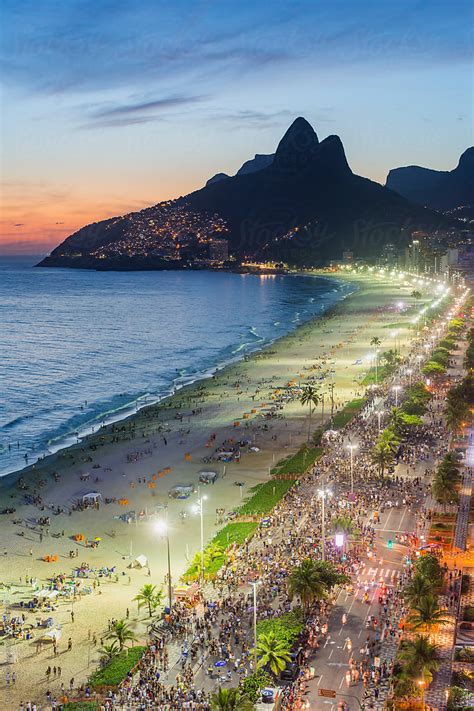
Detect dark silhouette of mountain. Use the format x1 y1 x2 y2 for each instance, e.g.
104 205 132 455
39 117 453 270
386 148 474 210
206 172 230 186
236 153 274 175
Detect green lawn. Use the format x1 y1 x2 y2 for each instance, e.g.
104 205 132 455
183 522 258 580
239 479 296 515
362 363 396 386
89 646 145 688
272 445 323 476
332 398 366 429
62 704 99 711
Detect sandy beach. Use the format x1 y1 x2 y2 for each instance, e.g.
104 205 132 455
0 270 428 707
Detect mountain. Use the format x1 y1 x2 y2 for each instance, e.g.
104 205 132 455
206 172 230 186
205 153 274 186
236 153 274 176
39 117 453 270
386 148 474 211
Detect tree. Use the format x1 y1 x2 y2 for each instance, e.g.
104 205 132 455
414 555 444 589
372 440 395 478
288 559 327 615
210 687 255 711
311 560 350 590
133 584 164 617
411 290 422 299
407 595 450 636
255 632 292 676
299 385 322 442
106 619 138 651
397 635 440 683
98 641 119 665
422 361 446 376
404 574 434 609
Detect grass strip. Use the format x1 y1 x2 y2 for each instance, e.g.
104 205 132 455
89 646 145 688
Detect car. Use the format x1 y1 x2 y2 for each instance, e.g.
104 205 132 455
169 485 195 499
280 662 299 682
199 471 218 484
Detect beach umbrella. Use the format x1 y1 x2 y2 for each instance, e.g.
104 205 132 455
214 660 226 667
94 537 101 541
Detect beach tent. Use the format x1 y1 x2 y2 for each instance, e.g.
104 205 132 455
131 554 148 568
82 492 102 504
43 628 62 642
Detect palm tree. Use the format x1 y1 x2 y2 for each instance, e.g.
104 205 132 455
299 385 321 442
288 559 327 615
404 574 434 609
210 687 255 711
407 595 450 636
256 632 292 676
133 584 164 617
311 560 350 590
398 635 440 683
411 290 422 300
106 619 138 651
370 336 382 383
98 641 119 665
371 440 395 478
431 474 459 510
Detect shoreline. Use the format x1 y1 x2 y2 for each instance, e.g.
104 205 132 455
0 271 355 485
0 269 430 707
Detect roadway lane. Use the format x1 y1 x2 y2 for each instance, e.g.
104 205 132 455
305 500 420 710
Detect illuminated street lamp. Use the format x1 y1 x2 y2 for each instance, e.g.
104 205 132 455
347 444 358 493
155 513 173 612
406 368 413 386
318 488 332 561
392 385 401 408
418 679 426 711
193 489 208 587
375 409 384 433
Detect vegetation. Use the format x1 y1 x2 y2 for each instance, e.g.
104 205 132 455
400 381 432 416
98 642 120 665
331 398 366 429
391 407 423 436
445 374 474 432
299 384 322 442
133 584 164 617
463 605 474 622
183 522 257 580
62 705 98 711
239 670 272 703
89 646 145 688
414 554 444 589
239 480 295 515
454 647 474 662
404 573 435 609
407 595 450 635
288 558 327 615
255 632 292 676
257 609 304 647
371 427 400 477
422 360 446 376
432 452 460 508
391 636 440 701
210 687 255 710
273 445 323 476
105 619 138 651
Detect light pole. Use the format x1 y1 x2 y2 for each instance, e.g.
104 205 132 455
418 679 426 711
392 386 401 408
194 489 208 588
155 513 172 612
251 581 258 670
376 409 383 433
347 444 357 493
318 488 332 561
375 348 379 385
406 368 413 386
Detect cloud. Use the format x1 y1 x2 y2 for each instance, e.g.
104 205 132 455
79 94 207 128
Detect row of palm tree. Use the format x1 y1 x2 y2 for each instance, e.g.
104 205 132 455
299 384 323 442
287 558 349 617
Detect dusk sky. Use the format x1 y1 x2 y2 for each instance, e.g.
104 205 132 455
1 0 472 254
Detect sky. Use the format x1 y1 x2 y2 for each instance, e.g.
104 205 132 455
0 0 472 254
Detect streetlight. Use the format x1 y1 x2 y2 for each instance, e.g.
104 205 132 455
193 489 208 588
417 679 426 711
406 368 413 386
392 385 401 408
318 488 332 561
375 410 383 434
155 514 172 612
347 444 358 493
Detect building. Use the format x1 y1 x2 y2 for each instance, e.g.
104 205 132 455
208 239 229 262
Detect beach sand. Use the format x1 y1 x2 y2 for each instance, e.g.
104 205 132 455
0 271 425 707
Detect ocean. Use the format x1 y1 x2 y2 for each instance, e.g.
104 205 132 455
0 257 355 477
